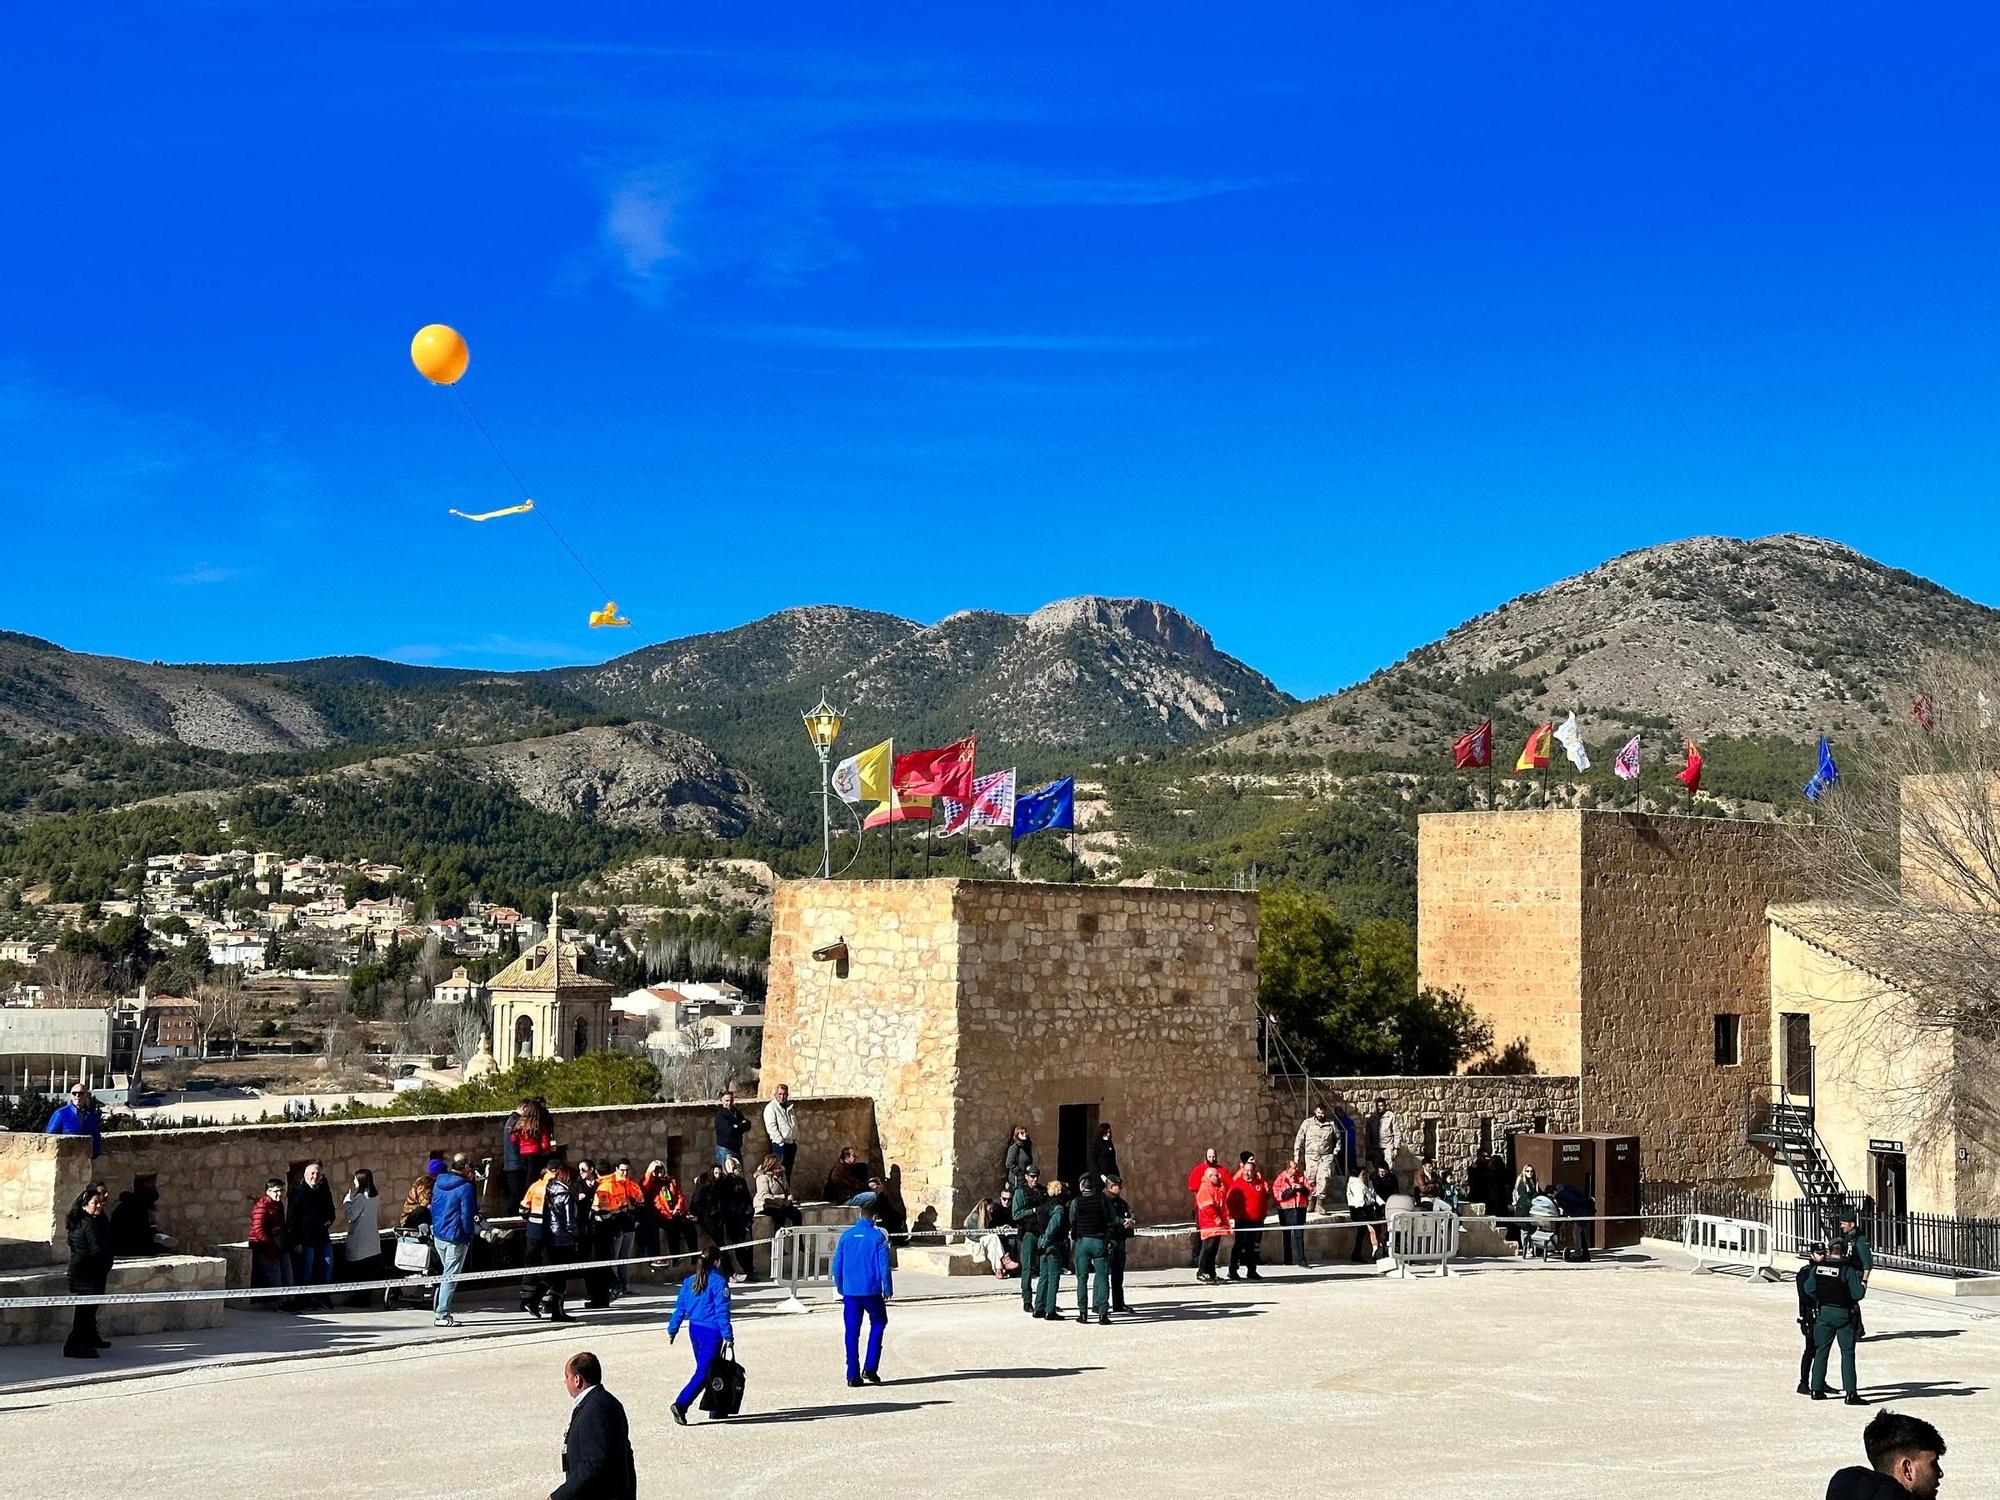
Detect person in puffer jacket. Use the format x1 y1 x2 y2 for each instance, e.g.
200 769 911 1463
667 1246 736 1425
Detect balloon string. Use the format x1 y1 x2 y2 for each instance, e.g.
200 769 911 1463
452 388 648 641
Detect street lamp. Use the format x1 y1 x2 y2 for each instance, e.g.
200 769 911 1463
802 691 846 878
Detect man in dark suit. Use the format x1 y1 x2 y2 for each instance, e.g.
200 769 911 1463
554 1351 637 1500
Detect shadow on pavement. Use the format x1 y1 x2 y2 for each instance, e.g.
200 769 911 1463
1862 1379 1986 1400
888 1366 1101 1386
719 1400 950 1425
1862 1329 1962 1343
1115 1300 1266 1322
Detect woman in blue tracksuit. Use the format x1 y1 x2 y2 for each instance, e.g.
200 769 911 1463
667 1245 735 1425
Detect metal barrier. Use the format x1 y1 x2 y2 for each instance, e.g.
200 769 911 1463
1386 1210 1459 1278
1683 1213 1778 1280
773 1224 842 1312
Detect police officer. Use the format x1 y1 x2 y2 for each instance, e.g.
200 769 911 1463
1031 1180 1069 1321
1794 1242 1825 1395
1103 1175 1137 1313
1834 1202 1874 1335
1809 1235 1867 1405
1011 1165 1047 1316
1070 1173 1113 1325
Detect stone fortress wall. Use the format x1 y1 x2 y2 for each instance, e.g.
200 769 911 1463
1421 809 1808 1189
51 1096 874 1266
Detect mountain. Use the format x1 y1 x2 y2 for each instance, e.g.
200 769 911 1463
1221 534 2000 758
0 596 1290 766
550 596 1291 764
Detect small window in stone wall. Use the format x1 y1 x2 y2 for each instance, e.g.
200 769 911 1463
1078 913 1099 938
1422 1118 1440 1160
1478 1116 1493 1155
1714 1013 1742 1067
665 1135 684 1182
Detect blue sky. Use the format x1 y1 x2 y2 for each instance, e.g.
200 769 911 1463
4 5 1998 699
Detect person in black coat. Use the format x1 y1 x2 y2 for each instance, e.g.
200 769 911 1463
286 1160 338 1310
1091 1123 1120 1184
553 1351 636 1500
64 1181 114 1359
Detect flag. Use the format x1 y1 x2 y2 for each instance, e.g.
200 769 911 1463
864 794 932 829
1515 722 1553 773
1677 737 1702 793
1011 776 1075 839
1913 695 1935 732
1453 720 1493 770
831 738 893 805
893 735 976 802
1804 736 1839 802
1613 734 1642 781
1553 712 1591 772
938 769 1017 837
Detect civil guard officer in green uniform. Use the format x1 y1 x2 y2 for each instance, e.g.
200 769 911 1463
1834 1201 1874 1335
1069 1173 1113 1325
1103 1174 1137 1313
1031 1179 1070 1319
1809 1235 1868 1405
1011 1164 1047 1315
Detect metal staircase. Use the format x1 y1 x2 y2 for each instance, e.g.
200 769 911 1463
1747 1084 1855 1244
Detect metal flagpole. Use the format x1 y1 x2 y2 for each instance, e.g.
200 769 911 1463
1069 824 1077 883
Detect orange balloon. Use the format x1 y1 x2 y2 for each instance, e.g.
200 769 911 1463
410 324 469 385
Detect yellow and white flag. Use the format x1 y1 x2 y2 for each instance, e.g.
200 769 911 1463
832 738 893 805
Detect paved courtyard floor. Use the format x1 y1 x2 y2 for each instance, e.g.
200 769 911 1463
4 1249 1993 1498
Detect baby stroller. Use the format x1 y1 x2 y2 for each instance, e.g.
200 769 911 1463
1523 1192 1562 1261
384 1225 435 1310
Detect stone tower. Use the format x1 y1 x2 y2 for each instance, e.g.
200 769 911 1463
486 895 614 1065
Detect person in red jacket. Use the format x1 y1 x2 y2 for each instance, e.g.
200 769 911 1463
248 1177 291 1301
1194 1167 1232 1284
1227 1152 1271 1282
1272 1157 1312 1268
1186 1146 1228 1268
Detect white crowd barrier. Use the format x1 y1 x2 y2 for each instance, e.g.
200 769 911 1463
1385 1209 1459 1277
773 1224 842 1313
1683 1213 1778 1281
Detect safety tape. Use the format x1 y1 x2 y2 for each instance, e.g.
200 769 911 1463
0 1210 1685 1311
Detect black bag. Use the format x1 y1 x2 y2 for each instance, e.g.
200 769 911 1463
699 1342 746 1417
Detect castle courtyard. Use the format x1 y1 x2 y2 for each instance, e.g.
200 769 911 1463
4 1248 1993 1497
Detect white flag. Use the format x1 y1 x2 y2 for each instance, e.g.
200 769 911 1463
1613 734 1642 781
1553 712 1590 772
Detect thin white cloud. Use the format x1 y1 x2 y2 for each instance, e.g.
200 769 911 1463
169 564 237 586
733 325 1200 354
602 177 681 283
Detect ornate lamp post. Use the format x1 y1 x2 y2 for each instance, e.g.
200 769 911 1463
802 691 846 878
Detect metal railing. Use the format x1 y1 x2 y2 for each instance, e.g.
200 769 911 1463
1644 1182 2000 1278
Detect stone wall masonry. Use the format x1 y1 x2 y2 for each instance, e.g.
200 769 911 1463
950 882 1264 1229
764 881 964 1229
1578 813 1807 1188
1257 1074 1582 1190
0 1254 227 1346
65 1095 874 1272
0 1133 81 1267
1419 812 1585 1074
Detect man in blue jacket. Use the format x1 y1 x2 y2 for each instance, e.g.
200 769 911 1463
430 1152 480 1327
44 1083 102 1158
829 1199 893 1388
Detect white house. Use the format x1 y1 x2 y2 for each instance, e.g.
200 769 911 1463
433 966 488 1007
207 930 268 971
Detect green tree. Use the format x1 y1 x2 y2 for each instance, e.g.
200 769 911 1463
1258 886 1491 1074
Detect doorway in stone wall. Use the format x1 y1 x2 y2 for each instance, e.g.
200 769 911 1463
1057 1103 1099 1186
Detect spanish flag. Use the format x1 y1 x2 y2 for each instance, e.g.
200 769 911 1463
1516 722 1553 773
863 794 933 829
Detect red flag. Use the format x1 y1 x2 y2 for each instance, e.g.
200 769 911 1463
1913 695 1935 732
892 735 976 801
863 796 933 829
1678 737 1703 793
1515 722 1553 773
1453 720 1493 770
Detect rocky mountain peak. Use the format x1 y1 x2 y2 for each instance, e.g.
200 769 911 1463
1024 597 1221 665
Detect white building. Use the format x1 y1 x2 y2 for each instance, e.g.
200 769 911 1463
433 966 488 1007
207 930 268 971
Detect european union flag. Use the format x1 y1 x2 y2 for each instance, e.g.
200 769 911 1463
1804 735 1839 802
1011 776 1075 839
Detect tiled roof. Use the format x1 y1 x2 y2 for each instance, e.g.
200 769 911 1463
487 939 614 997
